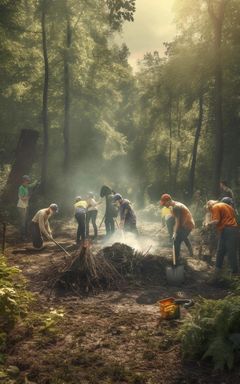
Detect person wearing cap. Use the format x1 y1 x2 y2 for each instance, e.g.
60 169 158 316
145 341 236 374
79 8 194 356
17 175 38 240
86 192 101 239
100 185 118 236
113 193 138 234
206 200 238 277
74 196 88 245
31 203 58 249
160 194 195 260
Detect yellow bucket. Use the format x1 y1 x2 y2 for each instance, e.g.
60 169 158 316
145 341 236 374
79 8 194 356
159 297 180 320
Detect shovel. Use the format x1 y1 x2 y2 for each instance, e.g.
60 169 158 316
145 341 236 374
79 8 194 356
51 238 71 257
166 244 184 285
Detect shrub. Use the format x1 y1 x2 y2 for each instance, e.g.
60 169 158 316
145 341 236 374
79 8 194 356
180 296 240 370
0 254 32 351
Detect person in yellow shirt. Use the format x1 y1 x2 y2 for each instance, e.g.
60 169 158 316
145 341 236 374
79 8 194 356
74 196 88 245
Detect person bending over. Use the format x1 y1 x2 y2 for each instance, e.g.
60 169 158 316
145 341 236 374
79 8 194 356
31 203 58 249
160 194 195 261
113 193 138 234
206 200 238 277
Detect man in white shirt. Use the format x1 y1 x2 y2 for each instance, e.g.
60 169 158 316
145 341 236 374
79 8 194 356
31 203 58 249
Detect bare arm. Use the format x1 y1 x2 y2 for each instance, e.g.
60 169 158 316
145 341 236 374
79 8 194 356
39 213 51 238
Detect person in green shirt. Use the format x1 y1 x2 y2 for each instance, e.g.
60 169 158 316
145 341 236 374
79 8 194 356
17 175 38 240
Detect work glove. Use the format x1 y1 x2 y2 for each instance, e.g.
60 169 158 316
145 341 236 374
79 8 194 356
172 233 176 241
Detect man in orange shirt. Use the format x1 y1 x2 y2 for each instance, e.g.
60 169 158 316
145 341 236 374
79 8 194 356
160 194 195 261
206 200 238 275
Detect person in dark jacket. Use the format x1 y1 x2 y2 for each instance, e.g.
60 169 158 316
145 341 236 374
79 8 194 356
112 193 138 234
100 185 118 236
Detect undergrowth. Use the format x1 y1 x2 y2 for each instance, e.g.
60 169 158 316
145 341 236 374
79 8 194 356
0 253 64 382
179 294 240 370
0 254 32 345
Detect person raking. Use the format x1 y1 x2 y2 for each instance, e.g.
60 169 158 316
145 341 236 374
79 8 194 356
31 203 58 249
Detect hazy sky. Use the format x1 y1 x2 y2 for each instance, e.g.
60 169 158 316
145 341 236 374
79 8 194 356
119 0 176 70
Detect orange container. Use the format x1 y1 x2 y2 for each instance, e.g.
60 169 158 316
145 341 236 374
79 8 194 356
159 297 180 320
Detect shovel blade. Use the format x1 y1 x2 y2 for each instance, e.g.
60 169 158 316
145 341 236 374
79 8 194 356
166 265 184 285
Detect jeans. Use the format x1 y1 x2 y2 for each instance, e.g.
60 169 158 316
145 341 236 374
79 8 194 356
86 210 98 238
32 222 43 248
174 227 193 261
216 226 238 273
75 211 86 243
105 215 115 235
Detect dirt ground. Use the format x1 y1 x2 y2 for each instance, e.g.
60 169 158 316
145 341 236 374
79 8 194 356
2 218 240 384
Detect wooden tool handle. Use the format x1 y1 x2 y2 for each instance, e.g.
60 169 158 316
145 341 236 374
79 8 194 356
172 244 176 266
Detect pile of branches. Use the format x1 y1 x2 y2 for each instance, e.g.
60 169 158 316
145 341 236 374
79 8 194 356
43 242 175 295
102 243 171 283
44 245 122 295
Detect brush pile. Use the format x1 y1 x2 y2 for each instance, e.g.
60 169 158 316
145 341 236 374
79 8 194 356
102 243 171 283
43 242 174 295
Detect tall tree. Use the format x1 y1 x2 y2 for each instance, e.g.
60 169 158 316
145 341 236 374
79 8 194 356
207 0 229 196
40 0 49 193
63 14 72 172
188 91 204 197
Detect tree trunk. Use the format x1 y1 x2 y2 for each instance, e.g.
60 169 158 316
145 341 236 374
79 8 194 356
173 100 181 190
168 97 172 191
207 0 228 197
63 17 72 172
188 92 204 198
41 0 49 194
2 129 39 201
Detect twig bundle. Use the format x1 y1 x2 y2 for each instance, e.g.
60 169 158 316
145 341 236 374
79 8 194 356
44 244 123 295
43 242 175 295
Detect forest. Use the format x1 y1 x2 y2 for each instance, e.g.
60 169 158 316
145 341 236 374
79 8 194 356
0 1 240 383
0 0 239 207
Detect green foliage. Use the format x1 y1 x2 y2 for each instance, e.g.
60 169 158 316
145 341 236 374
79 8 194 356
0 255 32 333
25 308 64 339
106 0 136 29
180 296 240 370
0 254 32 367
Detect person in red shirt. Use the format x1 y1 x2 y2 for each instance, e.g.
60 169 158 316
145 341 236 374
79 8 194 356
160 194 195 261
206 200 238 275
